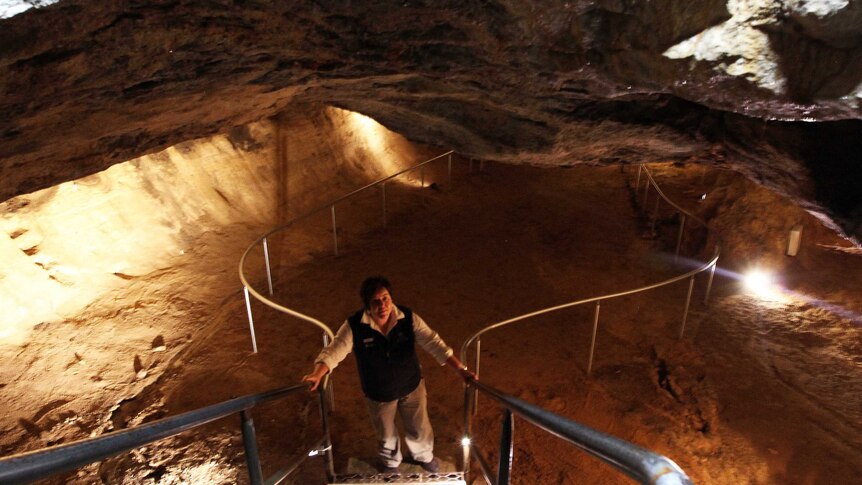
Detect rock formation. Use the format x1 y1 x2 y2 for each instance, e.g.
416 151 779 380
1 0 861 238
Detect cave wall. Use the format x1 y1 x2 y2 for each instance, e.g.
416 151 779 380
0 104 427 346
0 105 429 457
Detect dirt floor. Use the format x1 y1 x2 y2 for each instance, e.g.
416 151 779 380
4 158 862 484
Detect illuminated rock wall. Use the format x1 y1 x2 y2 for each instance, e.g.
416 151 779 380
0 107 428 455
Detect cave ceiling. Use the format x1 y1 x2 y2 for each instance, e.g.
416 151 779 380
1 0 861 239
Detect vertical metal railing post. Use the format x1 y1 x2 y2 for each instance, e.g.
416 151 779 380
330 205 338 256
473 337 481 415
421 166 425 188
317 386 336 481
241 410 264 485
675 215 687 261
704 261 717 305
462 383 473 476
497 410 514 485
244 287 258 353
679 276 695 339
643 178 650 206
263 237 274 296
448 153 452 186
635 164 642 194
587 300 601 375
381 182 387 228
650 195 661 234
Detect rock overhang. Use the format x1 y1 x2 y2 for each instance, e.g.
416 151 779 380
0 0 860 239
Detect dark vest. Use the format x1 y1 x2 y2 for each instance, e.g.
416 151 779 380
349 305 422 402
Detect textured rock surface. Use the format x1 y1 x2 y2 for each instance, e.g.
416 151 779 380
1 0 861 237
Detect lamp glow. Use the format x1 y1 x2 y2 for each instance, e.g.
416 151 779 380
461 437 471 447
743 269 775 297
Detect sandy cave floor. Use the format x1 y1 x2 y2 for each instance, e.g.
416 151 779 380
4 160 862 484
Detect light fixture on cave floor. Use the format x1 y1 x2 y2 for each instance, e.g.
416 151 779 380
742 268 784 301
739 267 793 308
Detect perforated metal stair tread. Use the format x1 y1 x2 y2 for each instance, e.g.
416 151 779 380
331 471 466 484
331 457 465 484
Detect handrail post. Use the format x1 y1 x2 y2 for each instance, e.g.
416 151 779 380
331 204 338 256
675 215 686 261
643 179 650 206
587 300 601 375
421 166 425 188
244 286 258 353
462 383 473 477
240 410 264 485
679 276 695 339
473 337 481 415
635 164 642 193
381 182 387 228
263 237 274 296
497 410 514 485
651 196 660 233
448 153 452 186
704 260 717 305
317 386 336 481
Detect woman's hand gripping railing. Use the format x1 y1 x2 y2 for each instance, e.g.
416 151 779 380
457 370 694 485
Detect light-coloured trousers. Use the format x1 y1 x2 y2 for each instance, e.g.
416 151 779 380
364 379 434 467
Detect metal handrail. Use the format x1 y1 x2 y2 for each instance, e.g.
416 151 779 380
459 163 717 483
238 150 455 351
460 163 720 371
463 377 693 485
0 384 333 485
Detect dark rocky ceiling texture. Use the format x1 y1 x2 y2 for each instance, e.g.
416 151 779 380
1 1 861 239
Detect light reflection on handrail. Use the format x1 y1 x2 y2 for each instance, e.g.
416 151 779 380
464 377 695 485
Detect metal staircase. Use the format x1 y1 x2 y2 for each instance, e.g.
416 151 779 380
0 375 691 484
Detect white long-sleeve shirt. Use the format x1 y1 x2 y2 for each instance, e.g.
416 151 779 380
315 304 453 372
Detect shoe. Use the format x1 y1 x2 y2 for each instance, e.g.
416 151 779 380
376 460 399 474
418 457 440 473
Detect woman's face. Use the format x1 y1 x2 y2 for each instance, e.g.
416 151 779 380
368 288 393 326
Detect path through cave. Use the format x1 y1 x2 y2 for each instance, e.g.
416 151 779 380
17 159 857 484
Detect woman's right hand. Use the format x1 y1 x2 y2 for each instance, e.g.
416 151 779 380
302 363 330 391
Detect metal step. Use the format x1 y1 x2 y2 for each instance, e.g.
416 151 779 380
331 457 465 484
332 470 466 484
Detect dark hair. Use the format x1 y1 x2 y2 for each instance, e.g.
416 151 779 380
360 276 392 309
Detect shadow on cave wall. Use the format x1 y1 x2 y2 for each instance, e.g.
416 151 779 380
768 29 862 104
798 120 862 240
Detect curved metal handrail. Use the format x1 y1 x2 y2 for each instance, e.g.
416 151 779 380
462 253 718 355
460 163 720 366
457 163 715 485
238 150 455 346
0 384 330 484
463 377 694 485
